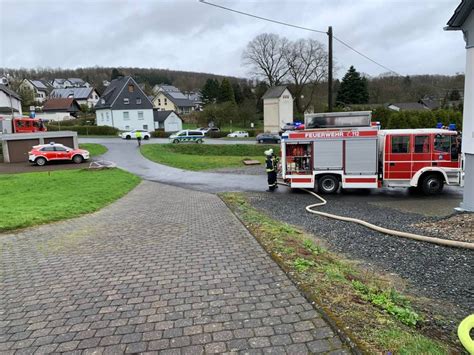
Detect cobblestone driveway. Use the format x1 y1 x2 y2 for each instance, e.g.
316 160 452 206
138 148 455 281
0 182 348 354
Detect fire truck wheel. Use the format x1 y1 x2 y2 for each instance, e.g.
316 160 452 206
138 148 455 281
318 175 339 194
35 157 46 166
72 155 84 164
144 135 150 140
421 174 444 195
126 135 131 140
173 139 179 144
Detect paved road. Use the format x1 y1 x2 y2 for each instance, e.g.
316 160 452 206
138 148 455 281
80 137 268 193
0 182 349 354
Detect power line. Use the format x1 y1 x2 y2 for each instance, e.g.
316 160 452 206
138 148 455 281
333 36 401 76
198 0 327 34
199 0 401 75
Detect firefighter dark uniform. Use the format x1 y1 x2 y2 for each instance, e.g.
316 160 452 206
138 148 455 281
265 150 279 191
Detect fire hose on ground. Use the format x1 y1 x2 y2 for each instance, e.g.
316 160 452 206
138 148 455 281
277 181 474 250
276 181 474 352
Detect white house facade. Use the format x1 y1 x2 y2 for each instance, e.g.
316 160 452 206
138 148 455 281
153 110 183 132
95 76 154 131
262 86 293 132
97 109 154 131
0 85 22 116
446 0 474 211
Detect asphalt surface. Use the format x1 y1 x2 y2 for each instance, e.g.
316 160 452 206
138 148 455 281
0 181 349 354
79 137 268 193
246 187 473 320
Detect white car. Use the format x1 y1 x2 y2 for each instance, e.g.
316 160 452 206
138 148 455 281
120 129 151 140
227 131 249 138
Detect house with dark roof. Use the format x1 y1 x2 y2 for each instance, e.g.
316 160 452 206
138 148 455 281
19 79 53 103
50 87 100 108
51 78 90 89
152 85 195 115
95 76 154 131
153 110 183 132
262 86 293 132
387 98 441 112
41 98 81 121
0 85 22 116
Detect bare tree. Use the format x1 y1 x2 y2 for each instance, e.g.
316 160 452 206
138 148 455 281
242 33 289 86
284 38 328 113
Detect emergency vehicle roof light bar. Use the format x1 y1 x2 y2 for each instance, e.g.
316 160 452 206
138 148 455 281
304 111 372 129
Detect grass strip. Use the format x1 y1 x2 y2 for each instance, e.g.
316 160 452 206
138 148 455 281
79 143 108 157
0 168 140 231
141 144 280 171
221 192 454 354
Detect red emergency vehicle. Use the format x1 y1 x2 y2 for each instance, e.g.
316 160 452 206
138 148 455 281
0 117 47 134
280 112 463 195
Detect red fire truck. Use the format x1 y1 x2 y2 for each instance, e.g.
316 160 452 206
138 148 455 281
0 116 47 134
280 111 463 195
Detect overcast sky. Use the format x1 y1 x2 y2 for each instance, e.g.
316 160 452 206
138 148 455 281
0 0 466 79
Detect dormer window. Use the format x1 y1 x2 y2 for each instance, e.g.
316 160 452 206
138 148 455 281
101 99 105 104
136 98 141 104
128 85 134 93
123 98 129 105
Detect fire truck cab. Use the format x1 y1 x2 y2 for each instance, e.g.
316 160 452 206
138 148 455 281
0 117 47 134
280 111 462 195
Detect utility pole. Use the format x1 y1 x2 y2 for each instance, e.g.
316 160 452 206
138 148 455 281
327 26 333 112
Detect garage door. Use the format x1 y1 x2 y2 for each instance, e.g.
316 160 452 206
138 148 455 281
7 139 40 163
167 122 179 132
44 137 75 148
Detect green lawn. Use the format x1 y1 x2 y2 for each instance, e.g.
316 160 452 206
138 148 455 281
141 144 280 171
0 169 140 231
79 143 108 157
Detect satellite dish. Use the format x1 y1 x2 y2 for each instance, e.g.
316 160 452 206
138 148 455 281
0 77 8 85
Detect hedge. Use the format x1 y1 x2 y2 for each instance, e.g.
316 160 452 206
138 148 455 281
372 108 462 130
151 131 173 138
46 125 119 136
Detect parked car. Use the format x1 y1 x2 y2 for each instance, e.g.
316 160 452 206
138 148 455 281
29 142 90 166
199 127 220 134
282 122 305 131
120 129 151 140
169 130 205 143
227 131 249 138
256 133 281 144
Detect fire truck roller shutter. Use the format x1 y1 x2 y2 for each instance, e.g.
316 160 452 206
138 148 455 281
313 140 343 170
345 139 378 175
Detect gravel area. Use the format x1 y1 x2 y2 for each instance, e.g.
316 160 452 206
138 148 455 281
414 213 474 243
247 190 474 317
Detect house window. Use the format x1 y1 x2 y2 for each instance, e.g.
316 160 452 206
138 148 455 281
143 125 148 130
123 98 129 105
157 98 161 105
136 98 141 104
128 85 134 92
123 111 129 120
138 111 144 120
164 98 168 105
101 113 104 121
106 112 110 121
125 125 130 130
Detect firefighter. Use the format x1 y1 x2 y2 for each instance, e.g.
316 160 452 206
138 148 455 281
265 149 279 192
136 130 142 147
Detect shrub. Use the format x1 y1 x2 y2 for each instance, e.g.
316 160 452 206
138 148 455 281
151 130 173 138
208 131 231 138
46 125 119 136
